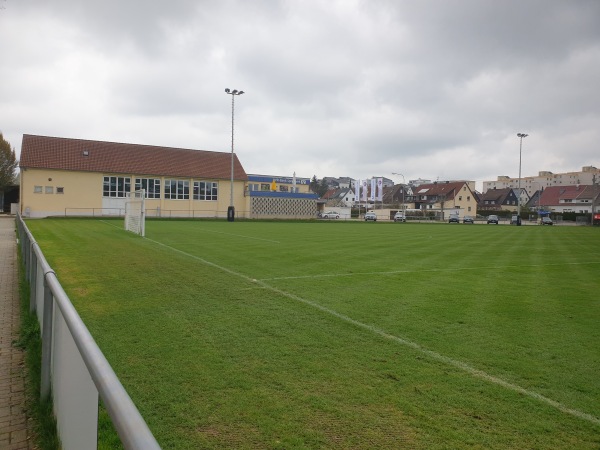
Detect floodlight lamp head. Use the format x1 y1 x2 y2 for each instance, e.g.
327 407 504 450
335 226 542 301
238 90 245 95
517 133 528 138
225 88 230 93
232 89 238 94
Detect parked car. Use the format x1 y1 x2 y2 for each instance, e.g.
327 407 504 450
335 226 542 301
463 215 474 224
448 215 460 223
393 211 406 222
487 215 499 224
541 216 553 225
364 212 377 221
321 211 340 219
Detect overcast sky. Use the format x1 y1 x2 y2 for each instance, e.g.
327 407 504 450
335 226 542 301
1 0 599 189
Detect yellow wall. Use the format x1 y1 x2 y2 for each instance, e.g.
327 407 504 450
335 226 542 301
21 168 248 218
451 184 478 215
21 169 103 217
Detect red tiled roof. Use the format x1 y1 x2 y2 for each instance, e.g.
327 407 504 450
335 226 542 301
19 134 248 180
414 181 467 198
322 188 338 199
538 185 595 205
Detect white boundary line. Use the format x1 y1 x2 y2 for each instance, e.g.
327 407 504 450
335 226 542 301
142 237 600 427
262 261 600 281
192 228 281 244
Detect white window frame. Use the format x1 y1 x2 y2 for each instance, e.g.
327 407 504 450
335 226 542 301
193 181 218 201
103 176 131 198
135 178 161 199
164 179 189 200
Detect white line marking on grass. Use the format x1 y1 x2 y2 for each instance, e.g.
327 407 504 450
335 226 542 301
262 261 600 281
100 220 122 230
194 228 280 244
145 238 600 427
101 219 280 243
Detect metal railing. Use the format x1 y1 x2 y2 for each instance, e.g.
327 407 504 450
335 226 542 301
17 214 161 450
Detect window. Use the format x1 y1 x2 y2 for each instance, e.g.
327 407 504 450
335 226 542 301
164 179 189 200
103 176 131 198
34 186 42 193
260 183 271 191
279 185 288 192
135 178 161 198
193 181 218 201
56 187 64 194
459 196 462 201
45 186 54 194
468 206 472 212
248 183 259 191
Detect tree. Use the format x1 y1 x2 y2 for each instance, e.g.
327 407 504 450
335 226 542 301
318 178 329 197
0 133 18 188
309 175 319 194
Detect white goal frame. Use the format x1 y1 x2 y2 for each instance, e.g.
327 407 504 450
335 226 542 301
125 189 146 237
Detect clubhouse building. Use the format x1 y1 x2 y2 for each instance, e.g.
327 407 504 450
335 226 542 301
19 134 317 220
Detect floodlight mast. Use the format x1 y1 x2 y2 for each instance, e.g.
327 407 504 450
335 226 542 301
516 133 529 226
225 88 245 222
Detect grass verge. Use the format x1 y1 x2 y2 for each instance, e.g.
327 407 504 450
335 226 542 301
15 245 60 449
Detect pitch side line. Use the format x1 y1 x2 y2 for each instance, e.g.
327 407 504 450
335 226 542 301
145 237 600 427
194 228 281 244
262 261 600 281
101 220 280 244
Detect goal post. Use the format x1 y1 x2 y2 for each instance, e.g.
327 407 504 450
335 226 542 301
125 189 146 237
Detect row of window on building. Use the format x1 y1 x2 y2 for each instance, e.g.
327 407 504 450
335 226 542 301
34 186 64 194
103 177 219 200
35 176 219 201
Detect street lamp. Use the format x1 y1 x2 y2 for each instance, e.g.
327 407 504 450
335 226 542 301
225 88 244 222
516 133 528 226
392 172 406 219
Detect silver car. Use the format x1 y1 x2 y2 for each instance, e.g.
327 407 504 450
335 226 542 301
393 211 406 222
321 211 340 219
364 212 377 221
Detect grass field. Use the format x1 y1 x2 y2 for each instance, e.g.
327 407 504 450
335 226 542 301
25 218 600 449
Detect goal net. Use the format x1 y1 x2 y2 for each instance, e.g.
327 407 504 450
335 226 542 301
125 189 146 237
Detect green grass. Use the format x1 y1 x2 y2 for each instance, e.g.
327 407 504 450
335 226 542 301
24 218 600 449
16 243 60 450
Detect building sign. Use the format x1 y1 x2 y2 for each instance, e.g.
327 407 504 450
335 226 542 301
248 175 310 185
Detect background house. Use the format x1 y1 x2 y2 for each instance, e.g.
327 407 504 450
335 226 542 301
537 185 600 214
477 188 520 212
323 188 355 207
411 181 477 219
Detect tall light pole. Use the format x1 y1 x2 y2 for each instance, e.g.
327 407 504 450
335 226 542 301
517 133 528 226
392 172 406 219
225 88 244 222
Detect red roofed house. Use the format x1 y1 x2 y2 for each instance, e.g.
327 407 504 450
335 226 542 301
19 134 248 218
410 181 478 219
537 185 600 213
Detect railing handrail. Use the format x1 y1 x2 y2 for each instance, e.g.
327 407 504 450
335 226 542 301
17 214 161 450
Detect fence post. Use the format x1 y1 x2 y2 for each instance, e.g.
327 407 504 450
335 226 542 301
30 249 37 312
40 276 54 401
23 233 30 280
